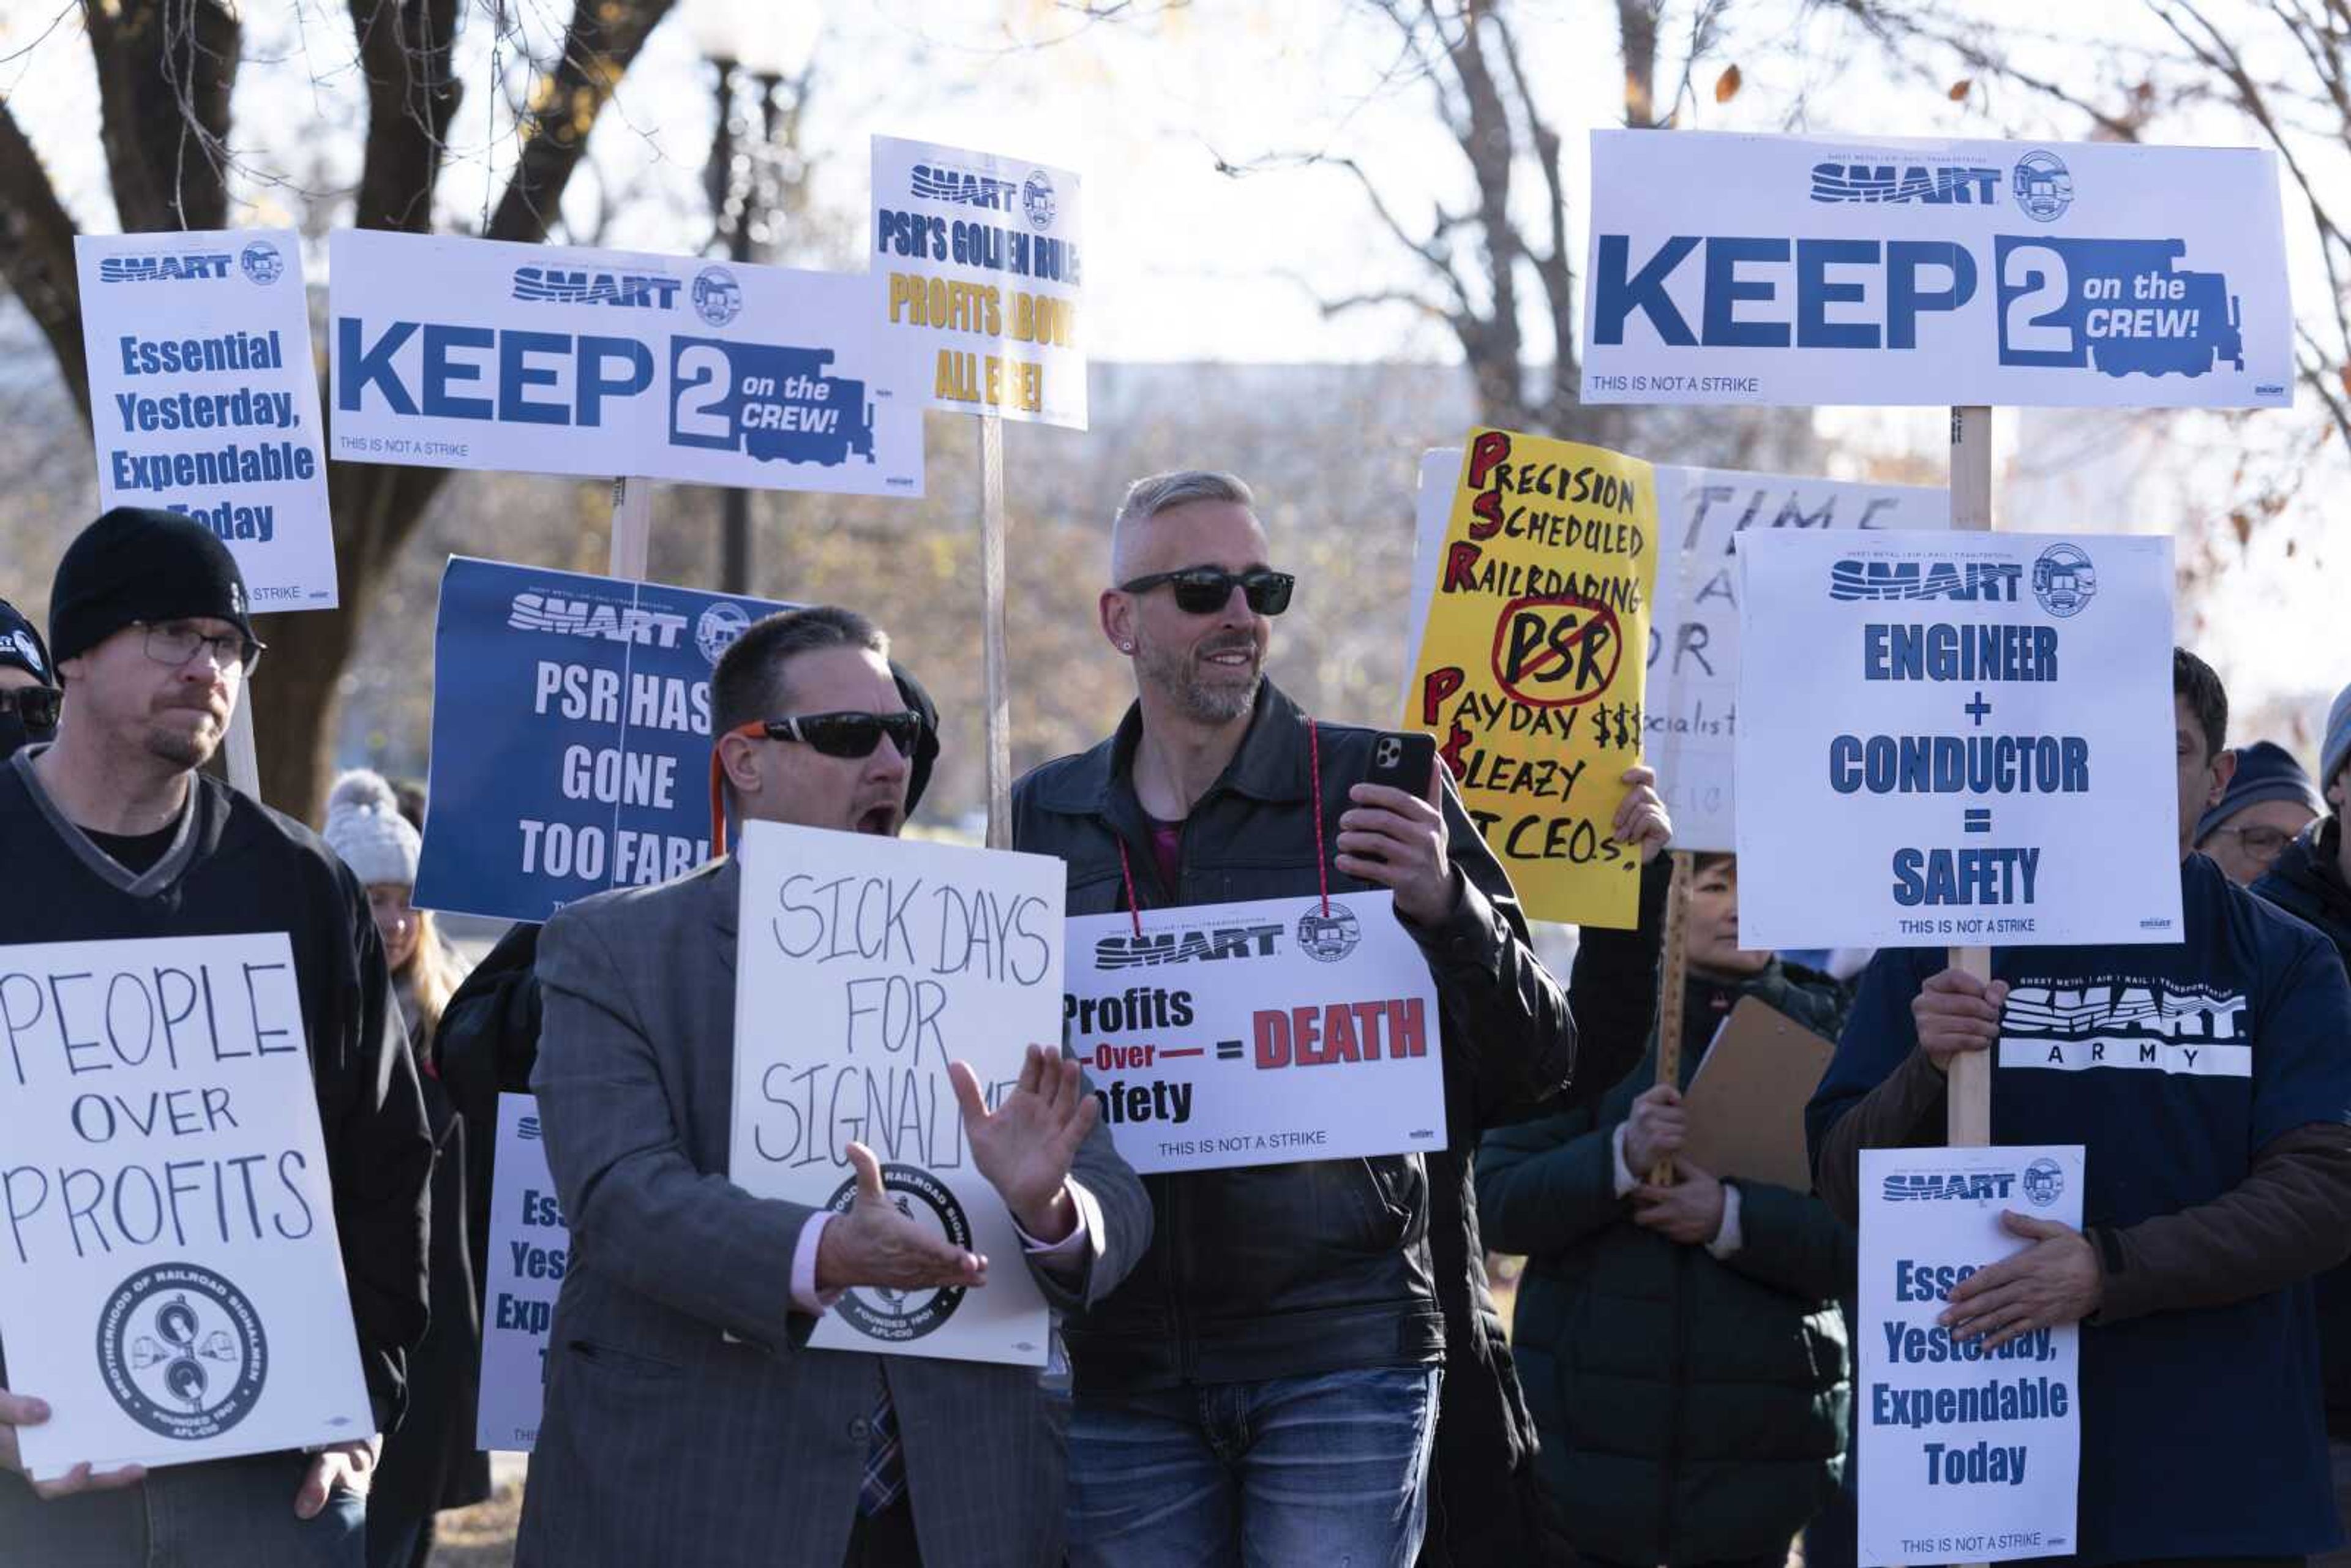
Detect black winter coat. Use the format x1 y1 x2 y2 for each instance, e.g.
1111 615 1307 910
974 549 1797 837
1419 858 1667 1568
1479 961 1854 1565
2254 814 2351 1434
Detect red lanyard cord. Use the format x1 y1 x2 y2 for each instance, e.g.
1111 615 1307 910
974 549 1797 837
1306 716 1330 918
1115 838 1145 939
1116 718 1330 936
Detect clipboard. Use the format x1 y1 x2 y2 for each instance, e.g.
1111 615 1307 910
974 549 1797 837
1678 994 1839 1191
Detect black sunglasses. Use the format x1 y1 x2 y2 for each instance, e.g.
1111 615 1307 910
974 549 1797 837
1119 566 1294 617
0 685 61 730
754 709 927 760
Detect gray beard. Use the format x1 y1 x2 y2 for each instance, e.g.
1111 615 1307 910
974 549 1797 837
1140 641 1258 725
146 718 216 771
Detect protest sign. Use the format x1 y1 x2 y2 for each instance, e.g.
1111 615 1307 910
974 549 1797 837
1062 891 1445 1175
1648 469 1949 850
75 229 337 610
0 934 370 1477
329 230 924 493
1583 129 2292 408
1403 428 1657 928
730 822 1064 1365
1734 529 2178 949
1859 1145 2085 1564
474 1094 561 1452
413 557 792 925
872 135 1085 429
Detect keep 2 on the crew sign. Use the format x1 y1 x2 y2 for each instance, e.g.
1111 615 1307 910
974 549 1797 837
1406 429 1657 928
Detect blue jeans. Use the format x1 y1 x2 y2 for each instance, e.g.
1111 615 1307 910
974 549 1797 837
0 1448 365 1567
1067 1366 1442 1568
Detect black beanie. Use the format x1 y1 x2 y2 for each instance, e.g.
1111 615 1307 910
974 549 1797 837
891 659 942 814
48 507 255 670
0 598 53 685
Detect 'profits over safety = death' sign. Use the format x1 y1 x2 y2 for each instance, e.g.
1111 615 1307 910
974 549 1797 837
1062 891 1445 1175
1734 529 2179 949
1582 130 2292 408
1405 429 1657 928
329 230 924 493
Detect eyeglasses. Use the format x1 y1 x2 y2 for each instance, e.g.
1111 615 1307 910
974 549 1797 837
2205 823 2300 860
1117 566 1294 617
0 685 61 730
136 620 264 676
737 710 926 760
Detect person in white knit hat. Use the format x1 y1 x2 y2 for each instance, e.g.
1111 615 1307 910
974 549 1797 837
321 769 488 1568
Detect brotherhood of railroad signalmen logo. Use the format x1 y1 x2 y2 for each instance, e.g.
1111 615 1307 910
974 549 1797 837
97 1262 268 1441
825 1164 973 1342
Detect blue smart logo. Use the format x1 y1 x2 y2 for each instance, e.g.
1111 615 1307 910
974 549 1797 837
2031 543 2096 618
1022 170 1057 231
2013 151 2073 222
2023 1158 2065 1209
692 266 743 327
239 241 284 285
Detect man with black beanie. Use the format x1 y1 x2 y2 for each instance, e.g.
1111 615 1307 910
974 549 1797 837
0 598 61 760
0 506 433 1566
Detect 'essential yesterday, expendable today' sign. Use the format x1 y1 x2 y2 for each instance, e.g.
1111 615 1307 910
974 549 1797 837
329 230 924 493
75 228 339 609
1859 1145 2086 1564
1581 130 2292 407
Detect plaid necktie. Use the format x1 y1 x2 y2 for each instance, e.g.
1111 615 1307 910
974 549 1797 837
858 1387 906 1517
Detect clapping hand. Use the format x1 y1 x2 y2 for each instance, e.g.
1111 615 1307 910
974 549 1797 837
951 1043 1098 1244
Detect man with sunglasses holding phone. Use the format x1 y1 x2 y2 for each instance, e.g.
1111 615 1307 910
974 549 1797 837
0 599 62 760
0 506 432 1566
1018 471 1655 1567
518 605 1147 1568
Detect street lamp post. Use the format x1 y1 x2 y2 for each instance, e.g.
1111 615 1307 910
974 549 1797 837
688 0 822 595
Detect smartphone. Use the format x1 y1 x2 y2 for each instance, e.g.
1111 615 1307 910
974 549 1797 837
1364 730 1437 798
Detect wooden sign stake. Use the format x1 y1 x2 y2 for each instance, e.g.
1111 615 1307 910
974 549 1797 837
610 475 653 580
1648 847 1696 1185
1947 407 1995 1150
978 413 1013 849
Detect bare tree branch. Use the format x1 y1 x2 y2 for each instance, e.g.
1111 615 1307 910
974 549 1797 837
0 98 88 422
489 0 676 241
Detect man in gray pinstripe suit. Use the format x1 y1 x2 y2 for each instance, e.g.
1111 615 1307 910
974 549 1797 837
516 607 1149 1568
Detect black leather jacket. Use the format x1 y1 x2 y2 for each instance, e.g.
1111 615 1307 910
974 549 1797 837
1013 680 1591 1391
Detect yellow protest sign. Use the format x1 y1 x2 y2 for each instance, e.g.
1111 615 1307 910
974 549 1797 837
1404 428 1657 928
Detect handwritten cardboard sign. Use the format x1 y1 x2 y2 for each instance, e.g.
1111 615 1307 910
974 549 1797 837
0 934 370 1476
729 823 1065 1366
1404 429 1658 927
